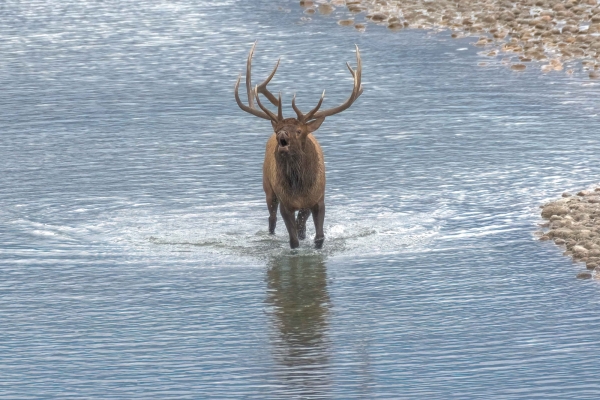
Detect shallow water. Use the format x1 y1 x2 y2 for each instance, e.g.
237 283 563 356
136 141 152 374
2 0 600 398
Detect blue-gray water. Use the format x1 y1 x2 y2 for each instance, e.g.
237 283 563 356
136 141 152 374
2 0 600 398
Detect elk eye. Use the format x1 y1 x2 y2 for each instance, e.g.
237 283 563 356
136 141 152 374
296 129 301 134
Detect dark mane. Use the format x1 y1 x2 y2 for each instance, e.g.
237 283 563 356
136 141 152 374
275 140 319 195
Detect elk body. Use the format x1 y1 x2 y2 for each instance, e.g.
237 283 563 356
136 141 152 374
234 43 362 249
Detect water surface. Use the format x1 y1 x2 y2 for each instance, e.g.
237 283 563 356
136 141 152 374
2 0 600 398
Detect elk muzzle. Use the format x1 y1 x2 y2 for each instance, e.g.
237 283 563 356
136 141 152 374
276 131 290 153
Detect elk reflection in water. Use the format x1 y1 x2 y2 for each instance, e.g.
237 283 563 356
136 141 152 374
265 254 331 392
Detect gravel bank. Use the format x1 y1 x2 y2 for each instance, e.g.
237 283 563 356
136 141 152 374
539 188 600 279
299 0 600 76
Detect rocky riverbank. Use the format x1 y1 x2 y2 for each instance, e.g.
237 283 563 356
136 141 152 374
299 0 600 77
538 188 600 279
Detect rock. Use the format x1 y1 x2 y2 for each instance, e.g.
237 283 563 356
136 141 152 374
338 19 354 26
318 4 335 15
554 4 566 11
577 272 592 279
573 245 589 259
554 238 566 245
551 228 573 240
511 64 527 71
589 249 600 257
369 13 388 22
541 205 568 218
586 259 599 270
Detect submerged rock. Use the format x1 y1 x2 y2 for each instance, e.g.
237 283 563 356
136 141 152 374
577 272 592 279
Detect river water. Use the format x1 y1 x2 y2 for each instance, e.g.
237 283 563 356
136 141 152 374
2 0 600 398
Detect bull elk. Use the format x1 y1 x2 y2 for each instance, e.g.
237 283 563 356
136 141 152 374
234 42 363 249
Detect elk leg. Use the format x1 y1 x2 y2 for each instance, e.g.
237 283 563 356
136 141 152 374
311 199 325 249
266 193 279 234
279 204 300 249
296 208 311 240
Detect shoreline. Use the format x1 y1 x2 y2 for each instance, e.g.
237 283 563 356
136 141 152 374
299 0 600 77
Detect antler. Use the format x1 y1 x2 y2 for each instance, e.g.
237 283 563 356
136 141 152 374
234 42 283 123
293 45 363 123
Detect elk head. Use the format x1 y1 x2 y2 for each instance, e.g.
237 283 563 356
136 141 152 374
234 42 363 157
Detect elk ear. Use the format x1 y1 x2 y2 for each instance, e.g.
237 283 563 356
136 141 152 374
306 117 325 133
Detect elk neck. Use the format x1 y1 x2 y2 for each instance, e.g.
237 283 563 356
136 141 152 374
275 138 320 195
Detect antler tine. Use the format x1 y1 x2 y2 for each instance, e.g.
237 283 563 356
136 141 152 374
246 41 257 108
256 59 281 107
292 93 304 121
254 85 278 122
235 42 282 122
277 92 283 121
303 90 326 122
234 74 271 120
310 45 363 121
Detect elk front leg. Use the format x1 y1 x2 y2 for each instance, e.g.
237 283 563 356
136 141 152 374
265 192 279 234
311 199 325 249
279 204 299 249
296 208 311 240
263 176 279 235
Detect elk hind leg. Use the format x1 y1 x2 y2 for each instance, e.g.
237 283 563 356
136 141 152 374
296 208 311 240
311 200 325 249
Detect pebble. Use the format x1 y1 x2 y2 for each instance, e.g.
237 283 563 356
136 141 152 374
511 64 526 71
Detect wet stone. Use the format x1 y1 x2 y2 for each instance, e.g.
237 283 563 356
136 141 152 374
577 272 592 279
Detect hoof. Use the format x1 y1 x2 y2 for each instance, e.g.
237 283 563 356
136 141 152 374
268 217 277 234
298 229 306 240
290 239 300 249
314 237 324 249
